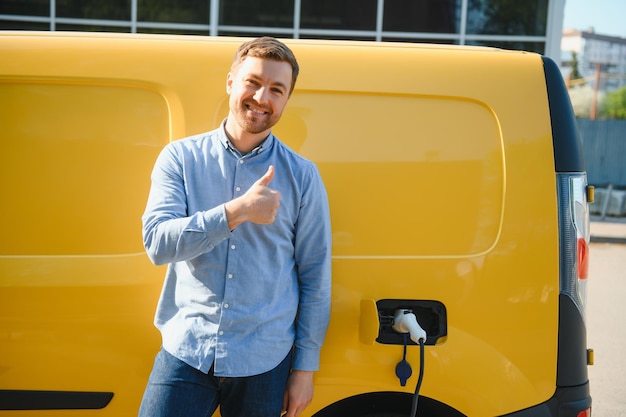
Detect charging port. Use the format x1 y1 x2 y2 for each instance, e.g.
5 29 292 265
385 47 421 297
376 299 447 346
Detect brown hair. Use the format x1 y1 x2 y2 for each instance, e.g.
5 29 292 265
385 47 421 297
231 37 300 94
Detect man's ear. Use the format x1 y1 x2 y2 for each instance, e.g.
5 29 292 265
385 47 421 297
226 72 233 94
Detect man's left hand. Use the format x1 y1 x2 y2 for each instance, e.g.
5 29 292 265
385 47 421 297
282 370 314 417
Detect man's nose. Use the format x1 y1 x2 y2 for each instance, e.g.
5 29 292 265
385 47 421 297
253 86 269 104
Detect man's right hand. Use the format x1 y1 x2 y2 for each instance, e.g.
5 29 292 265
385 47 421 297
224 165 281 230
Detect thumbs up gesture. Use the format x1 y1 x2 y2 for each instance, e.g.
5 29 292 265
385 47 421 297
225 166 282 230
256 165 276 188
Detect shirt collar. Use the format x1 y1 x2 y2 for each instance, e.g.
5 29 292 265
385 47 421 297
218 119 274 157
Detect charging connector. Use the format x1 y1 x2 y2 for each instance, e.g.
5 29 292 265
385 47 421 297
392 309 427 344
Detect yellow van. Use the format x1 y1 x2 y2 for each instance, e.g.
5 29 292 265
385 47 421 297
0 32 592 416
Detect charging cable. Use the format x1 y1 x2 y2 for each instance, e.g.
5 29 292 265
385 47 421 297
392 309 427 417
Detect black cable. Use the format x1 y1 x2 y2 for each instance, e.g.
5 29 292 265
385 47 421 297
409 339 425 417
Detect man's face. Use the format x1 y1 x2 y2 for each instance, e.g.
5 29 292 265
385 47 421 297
227 56 293 137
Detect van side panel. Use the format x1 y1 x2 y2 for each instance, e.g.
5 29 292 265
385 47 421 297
298 46 560 415
0 82 168 255
0 34 236 416
291 91 503 257
0 34 582 416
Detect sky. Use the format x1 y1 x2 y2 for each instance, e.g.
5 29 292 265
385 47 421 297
562 0 626 38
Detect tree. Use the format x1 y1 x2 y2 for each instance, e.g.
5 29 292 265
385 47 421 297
568 84 596 118
600 87 626 119
569 51 585 84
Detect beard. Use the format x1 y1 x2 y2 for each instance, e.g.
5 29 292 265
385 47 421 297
231 99 282 135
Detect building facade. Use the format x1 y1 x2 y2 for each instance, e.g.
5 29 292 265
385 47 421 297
562 29 626 92
1 0 565 61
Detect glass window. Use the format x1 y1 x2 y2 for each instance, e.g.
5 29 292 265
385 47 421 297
138 27 211 36
219 29 293 38
0 0 49 16
138 0 209 24
299 33 376 41
383 0 461 34
56 0 131 20
55 23 131 32
301 0 377 31
0 21 50 30
382 37 458 45
466 0 548 36
220 0 293 28
465 39 545 55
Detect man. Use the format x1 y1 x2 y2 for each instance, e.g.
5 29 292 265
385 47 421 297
138 37 332 417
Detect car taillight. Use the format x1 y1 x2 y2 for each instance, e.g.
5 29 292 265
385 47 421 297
557 174 591 318
578 237 589 280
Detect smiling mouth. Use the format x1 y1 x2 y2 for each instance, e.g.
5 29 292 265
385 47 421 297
246 103 268 116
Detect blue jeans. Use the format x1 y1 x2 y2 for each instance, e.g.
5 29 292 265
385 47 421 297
138 348 292 417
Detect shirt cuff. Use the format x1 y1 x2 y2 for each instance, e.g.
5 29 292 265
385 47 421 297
200 204 232 239
292 347 321 372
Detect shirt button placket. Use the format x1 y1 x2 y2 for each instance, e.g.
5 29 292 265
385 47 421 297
220 154 243 343
222 243 236 331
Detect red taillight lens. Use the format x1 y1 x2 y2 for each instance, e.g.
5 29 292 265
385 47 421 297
577 237 589 280
577 408 591 417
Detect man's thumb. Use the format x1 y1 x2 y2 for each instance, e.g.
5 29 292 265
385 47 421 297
257 165 275 187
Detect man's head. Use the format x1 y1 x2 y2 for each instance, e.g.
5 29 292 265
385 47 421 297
230 37 299 95
225 37 299 147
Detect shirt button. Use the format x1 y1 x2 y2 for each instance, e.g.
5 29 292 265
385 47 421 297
231 244 236 250
219 330 224 336
239 160 244 164
224 303 230 309
227 273 233 279
235 186 241 192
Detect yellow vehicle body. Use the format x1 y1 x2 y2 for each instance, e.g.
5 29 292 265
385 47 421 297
0 33 590 416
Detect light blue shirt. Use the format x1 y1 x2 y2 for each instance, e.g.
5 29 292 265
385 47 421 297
142 123 332 377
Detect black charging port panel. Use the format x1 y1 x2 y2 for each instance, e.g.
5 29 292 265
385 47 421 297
376 299 447 346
